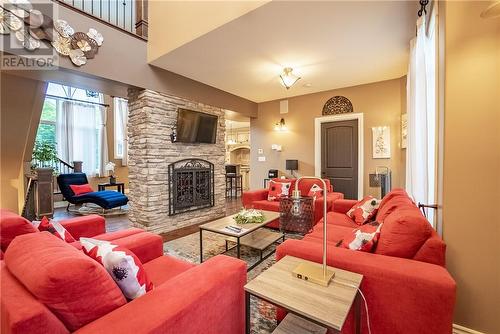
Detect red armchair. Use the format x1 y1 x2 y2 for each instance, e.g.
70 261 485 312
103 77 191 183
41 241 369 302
242 178 344 228
0 209 163 264
1 232 247 334
275 189 456 333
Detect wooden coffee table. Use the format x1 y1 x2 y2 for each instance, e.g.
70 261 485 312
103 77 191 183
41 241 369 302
245 255 363 334
199 210 282 270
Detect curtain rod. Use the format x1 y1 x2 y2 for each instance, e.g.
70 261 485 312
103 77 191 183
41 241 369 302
45 94 110 107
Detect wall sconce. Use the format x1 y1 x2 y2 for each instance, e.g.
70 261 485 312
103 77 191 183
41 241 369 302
280 67 301 89
271 144 282 151
274 118 288 132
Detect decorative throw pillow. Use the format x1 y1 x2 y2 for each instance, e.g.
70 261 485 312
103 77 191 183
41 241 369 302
37 216 76 243
340 221 383 252
80 238 153 300
307 184 323 199
347 196 381 225
267 180 291 201
69 184 93 195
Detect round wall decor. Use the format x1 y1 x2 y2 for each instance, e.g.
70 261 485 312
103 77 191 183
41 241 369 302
322 96 353 115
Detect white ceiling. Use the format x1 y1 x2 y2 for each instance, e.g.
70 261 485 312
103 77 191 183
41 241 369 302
150 1 417 103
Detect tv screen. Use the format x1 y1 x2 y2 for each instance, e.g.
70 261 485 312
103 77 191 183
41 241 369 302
176 108 218 144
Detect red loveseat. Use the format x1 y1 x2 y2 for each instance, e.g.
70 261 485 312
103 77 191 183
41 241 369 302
1 231 247 334
242 178 344 228
0 209 163 264
276 189 456 334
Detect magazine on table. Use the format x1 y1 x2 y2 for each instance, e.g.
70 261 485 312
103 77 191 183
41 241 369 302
223 225 248 235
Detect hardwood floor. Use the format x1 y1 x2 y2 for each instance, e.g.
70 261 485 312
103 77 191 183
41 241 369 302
53 198 243 241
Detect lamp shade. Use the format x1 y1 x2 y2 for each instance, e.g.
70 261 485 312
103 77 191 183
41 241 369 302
286 159 298 171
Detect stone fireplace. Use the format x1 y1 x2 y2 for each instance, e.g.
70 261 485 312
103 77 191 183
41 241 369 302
127 89 226 234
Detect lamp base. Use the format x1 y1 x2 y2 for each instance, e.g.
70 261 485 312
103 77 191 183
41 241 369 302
292 262 335 287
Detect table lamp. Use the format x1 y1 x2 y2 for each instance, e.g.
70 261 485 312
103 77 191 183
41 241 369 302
286 159 298 178
291 176 335 286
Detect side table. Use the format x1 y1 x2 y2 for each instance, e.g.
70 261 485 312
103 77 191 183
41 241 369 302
98 182 125 194
244 255 363 334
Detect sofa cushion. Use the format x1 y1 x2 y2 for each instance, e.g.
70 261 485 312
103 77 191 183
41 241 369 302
340 222 383 252
346 196 381 225
294 178 332 195
4 232 126 331
251 200 280 212
271 178 296 192
0 209 38 251
143 255 196 286
303 223 353 245
267 180 291 201
0 262 69 334
375 188 412 222
37 217 76 243
375 208 433 259
320 211 358 228
81 238 154 300
307 183 323 198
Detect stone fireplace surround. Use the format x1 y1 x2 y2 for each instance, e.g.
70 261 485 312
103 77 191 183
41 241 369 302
127 89 227 234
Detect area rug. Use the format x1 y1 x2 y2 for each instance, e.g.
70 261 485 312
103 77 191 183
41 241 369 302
163 230 302 334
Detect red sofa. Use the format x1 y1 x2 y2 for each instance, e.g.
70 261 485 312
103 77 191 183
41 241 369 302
242 178 344 228
276 189 456 334
1 226 247 334
0 209 163 264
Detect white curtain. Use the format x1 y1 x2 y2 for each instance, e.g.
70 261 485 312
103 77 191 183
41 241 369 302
98 104 108 177
406 15 437 224
56 100 103 176
56 100 74 163
114 97 128 166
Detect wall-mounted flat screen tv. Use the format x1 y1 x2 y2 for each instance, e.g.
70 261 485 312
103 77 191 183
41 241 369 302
176 108 218 144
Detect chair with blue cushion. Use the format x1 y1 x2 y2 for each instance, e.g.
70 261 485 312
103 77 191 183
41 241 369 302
57 173 129 212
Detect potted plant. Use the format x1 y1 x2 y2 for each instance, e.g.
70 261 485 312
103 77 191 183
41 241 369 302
105 162 116 184
31 140 58 173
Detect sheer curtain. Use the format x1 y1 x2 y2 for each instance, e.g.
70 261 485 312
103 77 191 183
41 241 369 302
114 97 128 166
406 14 437 225
56 100 104 176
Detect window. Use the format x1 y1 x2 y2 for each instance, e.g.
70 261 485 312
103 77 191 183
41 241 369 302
113 97 128 163
34 83 106 176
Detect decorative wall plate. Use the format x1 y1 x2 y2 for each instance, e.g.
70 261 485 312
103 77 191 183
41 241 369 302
322 96 354 115
51 34 71 55
71 31 98 58
54 19 74 38
87 28 103 46
69 48 86 66
15 28 40 50
0 7 23 33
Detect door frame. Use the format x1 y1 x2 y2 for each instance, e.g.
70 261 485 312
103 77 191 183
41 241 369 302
314 113 364 199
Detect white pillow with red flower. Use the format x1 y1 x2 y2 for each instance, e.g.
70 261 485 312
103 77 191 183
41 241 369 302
36 216 76 243
80 238 153 300
346 196 381 225
340 222 383 252
307 184 323 199
267 180 291 201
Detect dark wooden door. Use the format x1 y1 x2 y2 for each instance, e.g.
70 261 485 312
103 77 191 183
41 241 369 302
321 120 358 199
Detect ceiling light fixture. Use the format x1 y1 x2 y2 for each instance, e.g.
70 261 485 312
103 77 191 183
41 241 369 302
280 67 301 89
274 118 288 132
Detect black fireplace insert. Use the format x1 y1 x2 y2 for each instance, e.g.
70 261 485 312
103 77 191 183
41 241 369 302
168 159 215 216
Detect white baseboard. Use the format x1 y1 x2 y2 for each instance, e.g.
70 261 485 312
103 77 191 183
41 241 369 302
453 324 485 334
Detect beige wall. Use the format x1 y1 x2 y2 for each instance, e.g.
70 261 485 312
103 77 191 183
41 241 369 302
442 1 500 333
250 77 406 197
0 73 47 212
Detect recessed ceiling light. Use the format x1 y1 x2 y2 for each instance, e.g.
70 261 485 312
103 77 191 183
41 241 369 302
303 83 312 88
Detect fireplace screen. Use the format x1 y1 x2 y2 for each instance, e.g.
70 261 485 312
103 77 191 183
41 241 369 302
168 159 215 216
